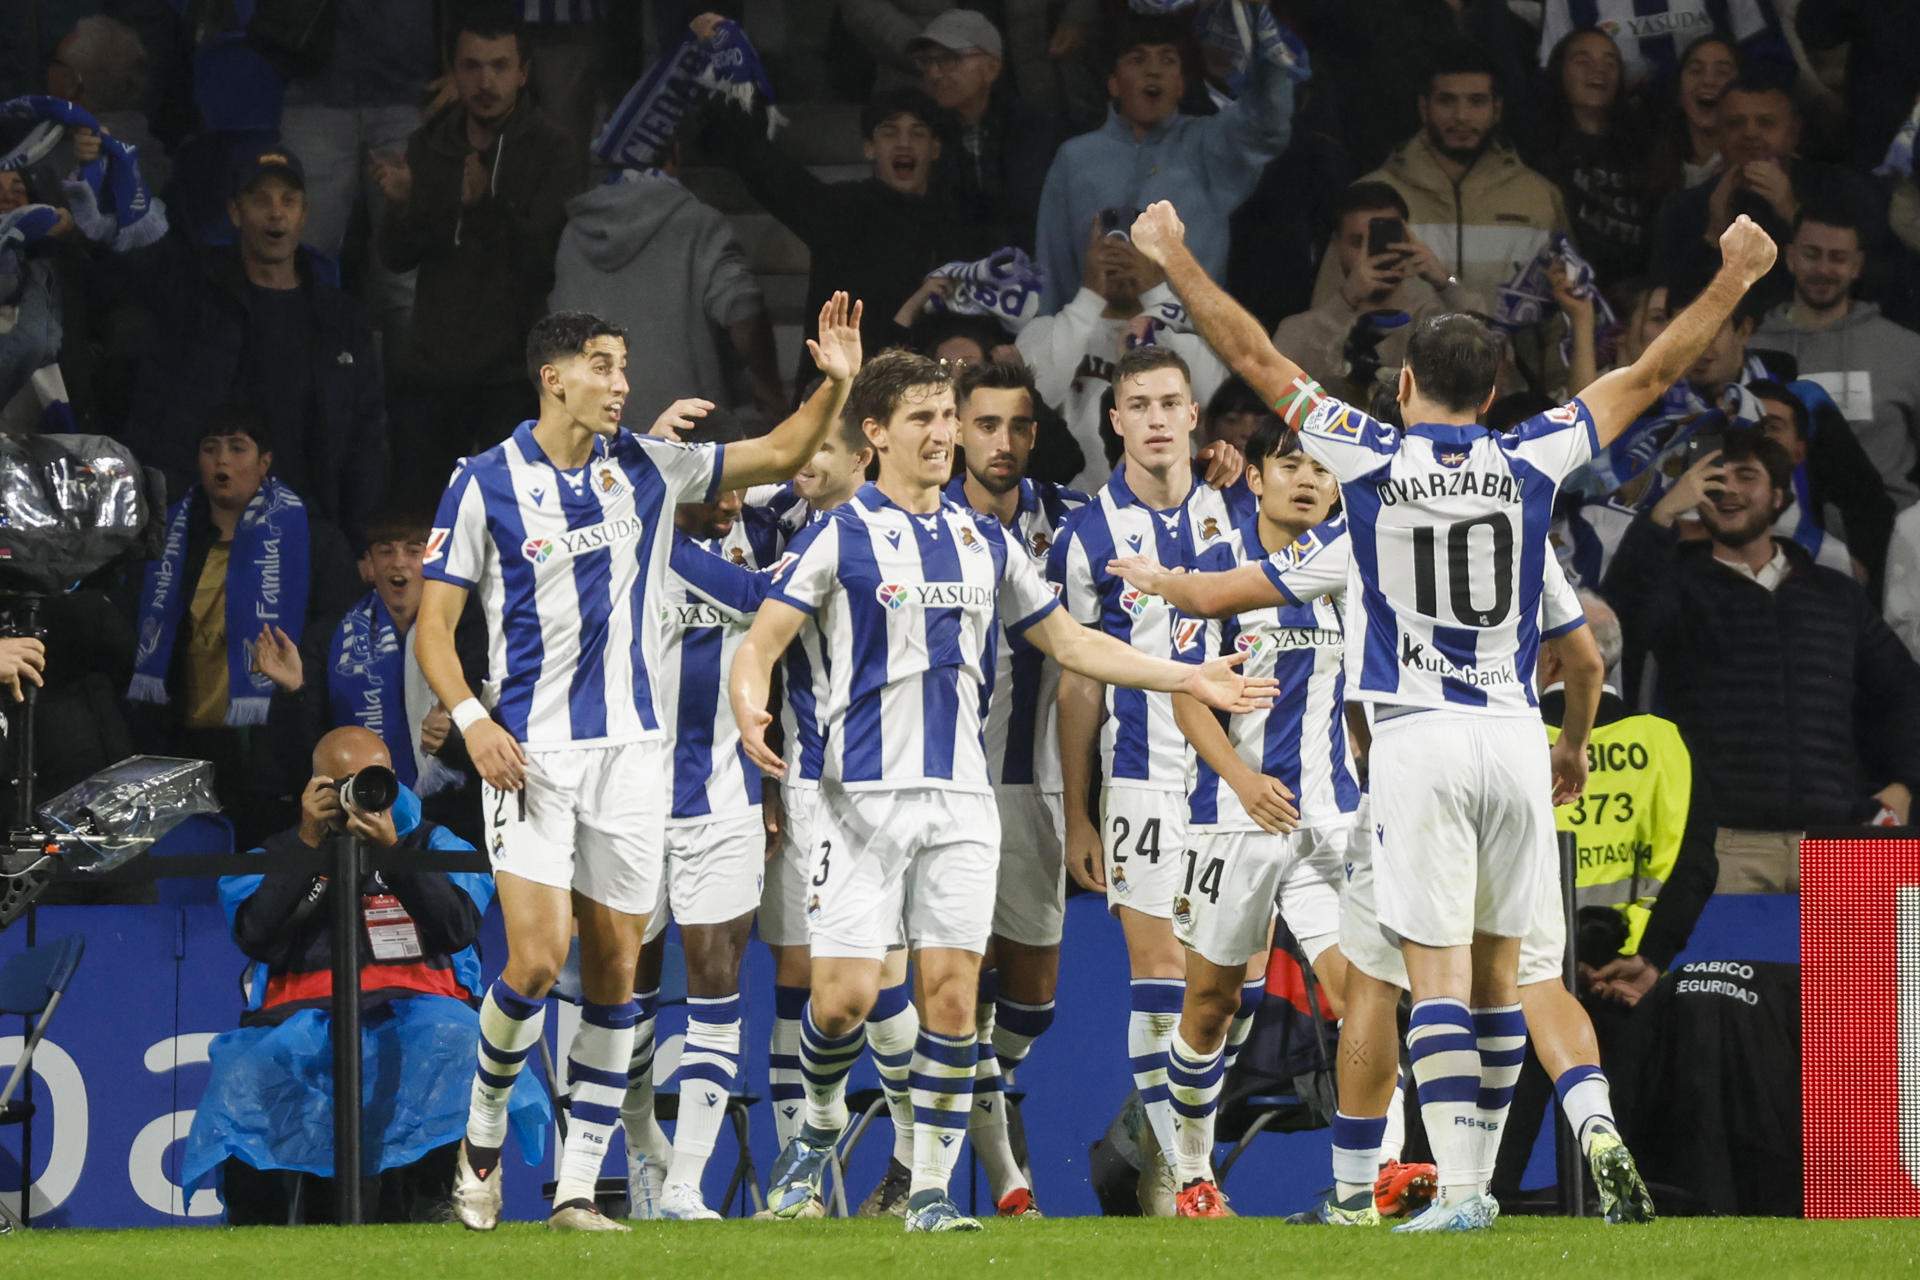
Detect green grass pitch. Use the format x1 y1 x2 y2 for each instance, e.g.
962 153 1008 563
4 1217 1915 1279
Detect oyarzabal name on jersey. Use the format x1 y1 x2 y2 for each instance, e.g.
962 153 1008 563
521 516 644 564
1399 633 1517 686
875 581 996 611
1376 470 1523 507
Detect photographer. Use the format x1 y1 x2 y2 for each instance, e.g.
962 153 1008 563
182 726 546 1224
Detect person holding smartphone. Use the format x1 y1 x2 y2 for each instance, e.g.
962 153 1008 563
1272 182 1483 405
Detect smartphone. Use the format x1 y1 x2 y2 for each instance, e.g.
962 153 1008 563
1685 422 1728 495
1366 215 1406 260
1099 206 1137 241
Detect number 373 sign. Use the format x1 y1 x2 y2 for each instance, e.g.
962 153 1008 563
1802 837 1920 1217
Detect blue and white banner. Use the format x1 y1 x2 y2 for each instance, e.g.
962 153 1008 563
923 247 1047 333
592 20 784 170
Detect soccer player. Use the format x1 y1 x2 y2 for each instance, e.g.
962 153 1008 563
1047 345 1256 1212
1146 417 1354 1218
727 350 1275 1232
1119 521 1645 1224
620 416 784 1220
943 358 1090 1216
1128 198 1774 1230
416 294 864 1233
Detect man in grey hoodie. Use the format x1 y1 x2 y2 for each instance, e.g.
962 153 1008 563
548 147 784 430
1754 206 1920 507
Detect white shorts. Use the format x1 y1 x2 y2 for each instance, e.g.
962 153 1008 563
1175 824 1346 969
644 809 767 943
1368 711 1557 947
481 738 667 915
1101 785 1187 918
757 785 819 949
808 785 999 961
992 789 1066 947
1342 797 1567 990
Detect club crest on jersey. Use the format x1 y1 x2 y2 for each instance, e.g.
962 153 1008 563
596 465 623 495
522 537 554 565
728 546 749 565
959 525 982 552
1029 531 1052 557
1200 516 1222 541
1171 895 1193 931
1173 619 1204 652
1119 586 1157 619
876 583 909 611
423 528 450 564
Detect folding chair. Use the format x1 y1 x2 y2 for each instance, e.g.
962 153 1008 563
824 1088 889 1217
0 934 85 1231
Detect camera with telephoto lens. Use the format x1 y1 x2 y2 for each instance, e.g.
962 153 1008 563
336 766 398 814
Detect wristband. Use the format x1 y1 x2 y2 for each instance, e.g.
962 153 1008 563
451 698 490 732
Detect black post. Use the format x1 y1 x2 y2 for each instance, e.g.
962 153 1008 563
329 835 365 1225
1555 830 1587 1217
16 595 39 1228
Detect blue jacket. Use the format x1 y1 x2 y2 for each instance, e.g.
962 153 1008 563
1034 57 1298 314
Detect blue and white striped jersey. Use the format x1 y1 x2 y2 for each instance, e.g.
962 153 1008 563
768 484 1062 793
1047 465 1255 790
1284 384 1597 717
1188 524 1360 832
1538 0 1775 87
945 476 1090 791
424 422 724 747
660 521 778 824
745 483 833 791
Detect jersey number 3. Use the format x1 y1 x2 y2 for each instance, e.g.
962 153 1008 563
1411 513 1514 627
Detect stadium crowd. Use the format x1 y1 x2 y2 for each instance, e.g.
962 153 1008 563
1 0 1915 1230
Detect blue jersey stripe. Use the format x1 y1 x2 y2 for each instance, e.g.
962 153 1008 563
1431 625 1487 707
1001 646 1043 784
556 469 613 742
784 644 825 780
673 624 723 819
475 460 543 739
839 517 888 784
912 512 966 781
1340 482 1399 697
1263 641 1311 787
615 447 671 733
1078 502 1151 781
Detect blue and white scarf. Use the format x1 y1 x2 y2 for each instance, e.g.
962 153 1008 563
1191 0 1311 94
129 477 311 727
328 593 458 796
0 97 165 250
1494 232 1619 339
592 19 783 170
1877 96 1919 179
1566 356 1766 497
923 246 1047 333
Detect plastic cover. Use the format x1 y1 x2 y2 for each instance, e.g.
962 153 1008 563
0 433 151 594
37 755 220 872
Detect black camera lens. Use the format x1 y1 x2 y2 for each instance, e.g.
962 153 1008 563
337 765 398 813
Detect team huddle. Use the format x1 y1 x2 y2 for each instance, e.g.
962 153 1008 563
410 198 1779 1234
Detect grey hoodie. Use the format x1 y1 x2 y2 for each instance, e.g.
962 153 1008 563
1755 301 1920 508
548 174 765 428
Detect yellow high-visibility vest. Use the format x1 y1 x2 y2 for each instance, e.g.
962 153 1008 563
1545 715 1693 956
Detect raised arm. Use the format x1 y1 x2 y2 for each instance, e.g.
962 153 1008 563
1580 216 1778 448
1105 557 1283 619
1023 607 1274 711
719 292 861 490
1129 201 1309 409
728 598 810 776
417 578 526 791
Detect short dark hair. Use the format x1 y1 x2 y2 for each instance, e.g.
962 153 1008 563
1244 416 1302 472
861 88 941 138
1719 428 1794 496
909 312 1010 364
200 402 271 454
1204 376 1267 425
1745 378 1809 440
955 358 1037 410
1425 41 1501 97
1792 202 1865 245
843 348 951 443
1404 314 1502 414
1331 181 1411 226
1112 346 1192 392
1103 14 1191 75
525 311 627 389
450 3 529 63
1722 66 1797 106
361 508 432 552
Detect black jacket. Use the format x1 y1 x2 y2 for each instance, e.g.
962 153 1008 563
232 815 483 1027
380 95 584 387
930 83 1062 254
119 238 388 545
703 102 977 389
1539 688 1719 972
1603 515 1920 830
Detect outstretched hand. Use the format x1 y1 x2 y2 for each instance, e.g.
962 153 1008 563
1105 554 1178 596
1181 650 1277 715
1129 201 1186 267
649 397 716 441
807 290 863 384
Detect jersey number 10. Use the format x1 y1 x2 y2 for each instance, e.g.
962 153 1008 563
1411 514 1515 628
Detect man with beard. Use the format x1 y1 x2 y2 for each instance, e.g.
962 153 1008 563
1309 42 1566 306
1605 434 1920 892
1754 208 1920 509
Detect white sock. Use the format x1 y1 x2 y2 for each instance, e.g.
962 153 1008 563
1381 1069 1408 1164
1405 998 1482 1206
1331 1111 1389 1203
555 1001 638 1206
1129 979 1184 1161
798 1001 862 1135
967 996 1027 1200
667 994 741 1191
618 988 667 1164
1471 1005 1527 1195
866 982 918 1166
1554 1064 1618 1156
467 979 544 1160
908 1029 974 1198
1165 1028 1225 1186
